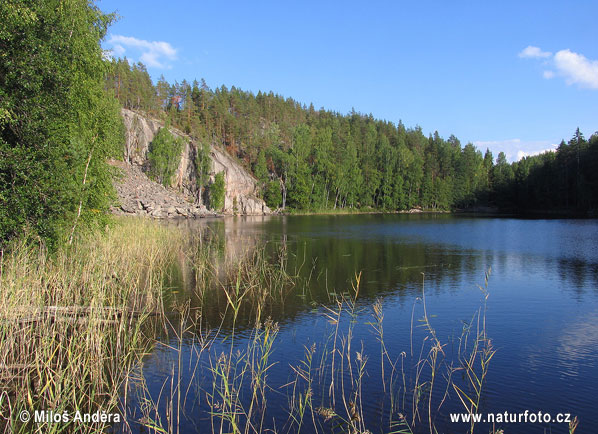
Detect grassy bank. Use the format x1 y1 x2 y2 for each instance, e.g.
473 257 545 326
0 218 182 433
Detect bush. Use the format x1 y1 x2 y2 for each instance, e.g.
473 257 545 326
147 127 183 186
210 172 225 211
264 180 282 209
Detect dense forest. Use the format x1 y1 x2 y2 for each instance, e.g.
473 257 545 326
1 1 596 249
106 59 598 215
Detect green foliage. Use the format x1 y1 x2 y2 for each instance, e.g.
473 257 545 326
147 127 183 186
254 150 269 185
454 143 485 207
264 180 282 209
108 60 596 215
494 129 598 213
0 0 123 248
194 141 211 204
210 172 226 211
288 125 312 209
105 58 157 113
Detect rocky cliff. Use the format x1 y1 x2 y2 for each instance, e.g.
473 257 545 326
118 109 270 216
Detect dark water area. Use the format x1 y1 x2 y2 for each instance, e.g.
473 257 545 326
126 214 598 434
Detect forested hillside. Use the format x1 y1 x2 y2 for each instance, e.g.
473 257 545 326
106 59 598 215
2 3 596 250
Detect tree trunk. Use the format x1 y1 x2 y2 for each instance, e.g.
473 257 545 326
280 176 287 210
68 137 96 245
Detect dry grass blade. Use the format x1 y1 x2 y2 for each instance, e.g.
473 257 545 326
0 218 179 433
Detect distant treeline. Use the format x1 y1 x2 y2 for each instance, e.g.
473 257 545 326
106 59 598 215
492 129 598 214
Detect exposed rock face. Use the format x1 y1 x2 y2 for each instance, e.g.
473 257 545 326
121 109 161 167
119 109 270 216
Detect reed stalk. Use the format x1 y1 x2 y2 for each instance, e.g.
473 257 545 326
0 218 180 433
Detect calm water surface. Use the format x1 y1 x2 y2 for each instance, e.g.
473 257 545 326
130 214 598 434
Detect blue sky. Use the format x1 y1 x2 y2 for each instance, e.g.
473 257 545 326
99 0 597 162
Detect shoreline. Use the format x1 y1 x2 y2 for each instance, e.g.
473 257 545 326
111 205 595 221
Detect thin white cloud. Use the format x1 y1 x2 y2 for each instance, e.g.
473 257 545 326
474 139 519 162
474 139 557 162
111 44 126 57
107 35 178 69
520 46 598 90
516 147 556 161
553 49 598 89
518 46 552 59
474 138 524 161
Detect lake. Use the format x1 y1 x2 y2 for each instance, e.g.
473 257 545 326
124 214 598 434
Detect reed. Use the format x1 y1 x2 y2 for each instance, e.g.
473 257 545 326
451 268 496 434
0 218 180 433
186 233 296 328
129 236 292 434
281 270 500 434
286 343 318 433
0 216 512 434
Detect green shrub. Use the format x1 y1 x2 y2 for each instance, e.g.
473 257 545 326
210 172 225 211
147 127 183 186
264 180 282 209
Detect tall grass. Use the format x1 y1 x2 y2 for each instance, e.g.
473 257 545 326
127 247 502 434
129 229 296 434
1 217 508 434
282 272 498 434
0 218 181 433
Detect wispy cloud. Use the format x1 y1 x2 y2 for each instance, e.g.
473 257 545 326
474 138 523 148
520 46 598 89
518 45 552 59
516 147 556 161
106 35 178 69
474 139 557 162
110 44 126 57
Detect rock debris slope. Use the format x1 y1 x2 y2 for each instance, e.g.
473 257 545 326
113 109 270 218
110 160 215 218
